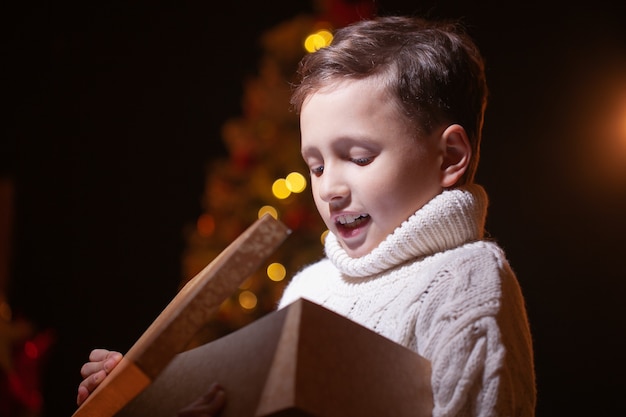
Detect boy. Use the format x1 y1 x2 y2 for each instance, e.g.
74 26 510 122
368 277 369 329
78 15 536 416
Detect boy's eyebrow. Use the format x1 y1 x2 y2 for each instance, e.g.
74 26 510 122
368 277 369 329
300 146 321 162
301 137 382 159
304 135 380 149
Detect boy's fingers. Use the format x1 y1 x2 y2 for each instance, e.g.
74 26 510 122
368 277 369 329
103 353 122 373
76 386 89 406
80 352 122 378
88 348 111 361
80 361 107 378
88 349 122 363
78 369 107 394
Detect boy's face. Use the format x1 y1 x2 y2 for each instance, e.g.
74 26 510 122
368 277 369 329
300 78 447 258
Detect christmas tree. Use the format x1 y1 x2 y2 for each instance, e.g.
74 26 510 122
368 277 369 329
180 1 374 346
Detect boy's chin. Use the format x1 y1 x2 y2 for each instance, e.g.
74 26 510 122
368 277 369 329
338 239 377 259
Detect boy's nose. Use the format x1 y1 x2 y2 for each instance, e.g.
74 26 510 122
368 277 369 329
318 171 350 203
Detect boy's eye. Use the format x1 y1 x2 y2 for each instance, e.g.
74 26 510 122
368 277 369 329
351 157 373 166
310 165 324 176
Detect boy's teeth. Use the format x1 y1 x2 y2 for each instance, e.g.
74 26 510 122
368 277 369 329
339 214 355 224
337 214 368 225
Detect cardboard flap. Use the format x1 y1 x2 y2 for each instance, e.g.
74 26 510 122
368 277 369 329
72 214 290 417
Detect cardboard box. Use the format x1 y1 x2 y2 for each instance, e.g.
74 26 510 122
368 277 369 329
118 298 433 417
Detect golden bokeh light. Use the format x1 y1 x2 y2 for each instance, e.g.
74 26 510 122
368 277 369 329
266 262 286 282
272 178 291 199
258 205 278 219
238 290 257 310
285 172 307 193
318 29 333 44
320 229 329 245
304 29 334 53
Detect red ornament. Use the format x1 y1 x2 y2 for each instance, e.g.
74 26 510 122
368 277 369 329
0 328 55 416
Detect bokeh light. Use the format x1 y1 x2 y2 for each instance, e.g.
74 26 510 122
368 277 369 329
238 290 257 310
24 341 39 359
304 29 333 53
615 96 626 152
196 213 215 237
258 205 278 219
571 66 626 192
266 262 286 282
320 229 329 245
272 178 291 199
285 172 307 193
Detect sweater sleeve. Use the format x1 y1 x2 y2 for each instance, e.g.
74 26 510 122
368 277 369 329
416 244 534 417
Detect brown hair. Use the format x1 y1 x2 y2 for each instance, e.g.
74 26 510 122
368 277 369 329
291 15 488 184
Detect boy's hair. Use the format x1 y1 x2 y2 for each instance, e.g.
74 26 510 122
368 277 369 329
291 15 488 185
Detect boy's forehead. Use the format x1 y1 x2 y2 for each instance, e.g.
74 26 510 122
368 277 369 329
299 77 409 136
299 76 417 153
301 76 390 107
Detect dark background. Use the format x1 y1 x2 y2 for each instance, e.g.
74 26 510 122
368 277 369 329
3 1 626 416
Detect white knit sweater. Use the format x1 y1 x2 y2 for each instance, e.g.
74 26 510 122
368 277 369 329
278 184 536 417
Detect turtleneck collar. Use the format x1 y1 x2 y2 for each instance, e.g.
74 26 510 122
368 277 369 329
324 184 489 278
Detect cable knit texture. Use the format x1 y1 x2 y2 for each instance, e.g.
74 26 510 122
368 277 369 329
278 185 536 417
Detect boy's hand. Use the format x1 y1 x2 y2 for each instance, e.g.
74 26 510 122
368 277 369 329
76 349 123 406
76 350 225 416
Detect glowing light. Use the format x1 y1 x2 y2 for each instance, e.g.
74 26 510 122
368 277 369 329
267 262 286 282
318 29 333 44
618 100 626 150
285 172 307 193
569 67 626 191
272 178 291 199
320 229 329 245
304 29 333 53
24 341 39 359
592 86 626 183
238 290 257 310
258 205 278 219
196 214 215 237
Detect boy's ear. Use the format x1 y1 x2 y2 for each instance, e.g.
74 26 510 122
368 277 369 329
439 124 471 188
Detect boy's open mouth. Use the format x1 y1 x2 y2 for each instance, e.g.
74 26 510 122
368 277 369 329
336 214 370 230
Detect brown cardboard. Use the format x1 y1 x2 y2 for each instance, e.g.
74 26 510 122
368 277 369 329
117 298 433 417
72 214 291 417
